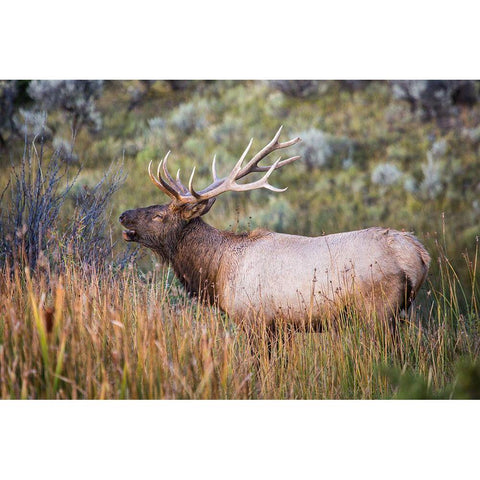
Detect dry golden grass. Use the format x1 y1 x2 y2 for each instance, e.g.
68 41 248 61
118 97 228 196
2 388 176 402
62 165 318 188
1 241 478 399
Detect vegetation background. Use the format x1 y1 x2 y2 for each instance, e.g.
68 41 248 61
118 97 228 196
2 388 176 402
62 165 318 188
1 79 480 401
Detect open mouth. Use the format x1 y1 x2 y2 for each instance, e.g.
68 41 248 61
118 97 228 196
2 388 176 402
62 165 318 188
122 229 137 242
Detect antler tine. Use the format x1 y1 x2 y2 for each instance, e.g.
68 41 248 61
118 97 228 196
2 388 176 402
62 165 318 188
247 154 301 173
261 157 288 192
161 151 176 187
229 138 253 180
211 154 219 182
199 139 253 195
149 158 180 200
236 125 301 180
159 151 189 195
271 124 283 143
230 157 288 193
188 166 202 198
172 169 188 195
148 160 160 187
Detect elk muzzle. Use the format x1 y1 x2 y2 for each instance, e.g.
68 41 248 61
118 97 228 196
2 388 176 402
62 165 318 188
119 210 138 242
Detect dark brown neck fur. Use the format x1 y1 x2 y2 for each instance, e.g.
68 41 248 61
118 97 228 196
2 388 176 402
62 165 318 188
168 218 268 303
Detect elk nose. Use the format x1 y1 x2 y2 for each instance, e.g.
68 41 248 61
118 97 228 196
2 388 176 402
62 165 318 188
119 212 127 223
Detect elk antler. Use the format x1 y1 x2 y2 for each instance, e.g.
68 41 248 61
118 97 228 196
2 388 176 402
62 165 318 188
148 126 301 204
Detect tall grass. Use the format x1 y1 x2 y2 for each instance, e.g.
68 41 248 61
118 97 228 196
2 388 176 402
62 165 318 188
1 238 479 399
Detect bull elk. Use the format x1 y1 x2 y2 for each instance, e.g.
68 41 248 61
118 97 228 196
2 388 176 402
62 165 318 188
120 127 430 332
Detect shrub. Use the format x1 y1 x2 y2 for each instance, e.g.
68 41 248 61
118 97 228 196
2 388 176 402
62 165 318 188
66 163 127 266
27 80 104 134
147 116 168 144
371 163 402 186
264 91 289 119
382 358 480 399
430 138 447 158
211 116 243 144
381 366 446 399
0 140 75 269
127 80 157 111
0 81 19 144
165 80 189 91
294 128 333 170
391 80 478 121
402 138 447 200
337 80 371 92
418 138 447 200
0 136 128 271
53 137 78 164
391 80 427 113
403 176 417 194
245 196 295 232
453 359 480 399
269 80 320 98
330 137 355 169
462 125 480 145
17 108 51 141
170 102 207 134
148 116 167 132
419 152 444 200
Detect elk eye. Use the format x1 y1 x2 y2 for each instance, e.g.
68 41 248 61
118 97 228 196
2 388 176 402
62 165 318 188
153 213 165 221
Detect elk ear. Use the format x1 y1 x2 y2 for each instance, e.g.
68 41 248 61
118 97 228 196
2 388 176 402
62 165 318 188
174 198 216 220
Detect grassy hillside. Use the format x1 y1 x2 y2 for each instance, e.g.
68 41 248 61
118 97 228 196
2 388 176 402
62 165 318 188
0 80 479 399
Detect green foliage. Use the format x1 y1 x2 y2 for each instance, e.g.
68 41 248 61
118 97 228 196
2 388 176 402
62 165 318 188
380 365 450 399
381 358 480 399
453 358 480 399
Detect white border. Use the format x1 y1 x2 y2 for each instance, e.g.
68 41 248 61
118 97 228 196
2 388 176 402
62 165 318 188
1 2 478 477
1 400 478 479
3 1 480 79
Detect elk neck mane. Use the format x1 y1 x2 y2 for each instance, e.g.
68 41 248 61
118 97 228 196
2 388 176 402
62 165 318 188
163 217 270 301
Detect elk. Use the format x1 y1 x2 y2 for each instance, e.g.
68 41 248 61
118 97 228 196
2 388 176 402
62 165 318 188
119 127 430 332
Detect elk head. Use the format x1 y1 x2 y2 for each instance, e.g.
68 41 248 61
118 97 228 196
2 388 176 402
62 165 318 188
119 126 301 260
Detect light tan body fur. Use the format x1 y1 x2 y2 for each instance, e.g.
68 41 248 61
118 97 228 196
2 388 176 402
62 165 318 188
215 227 430 327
